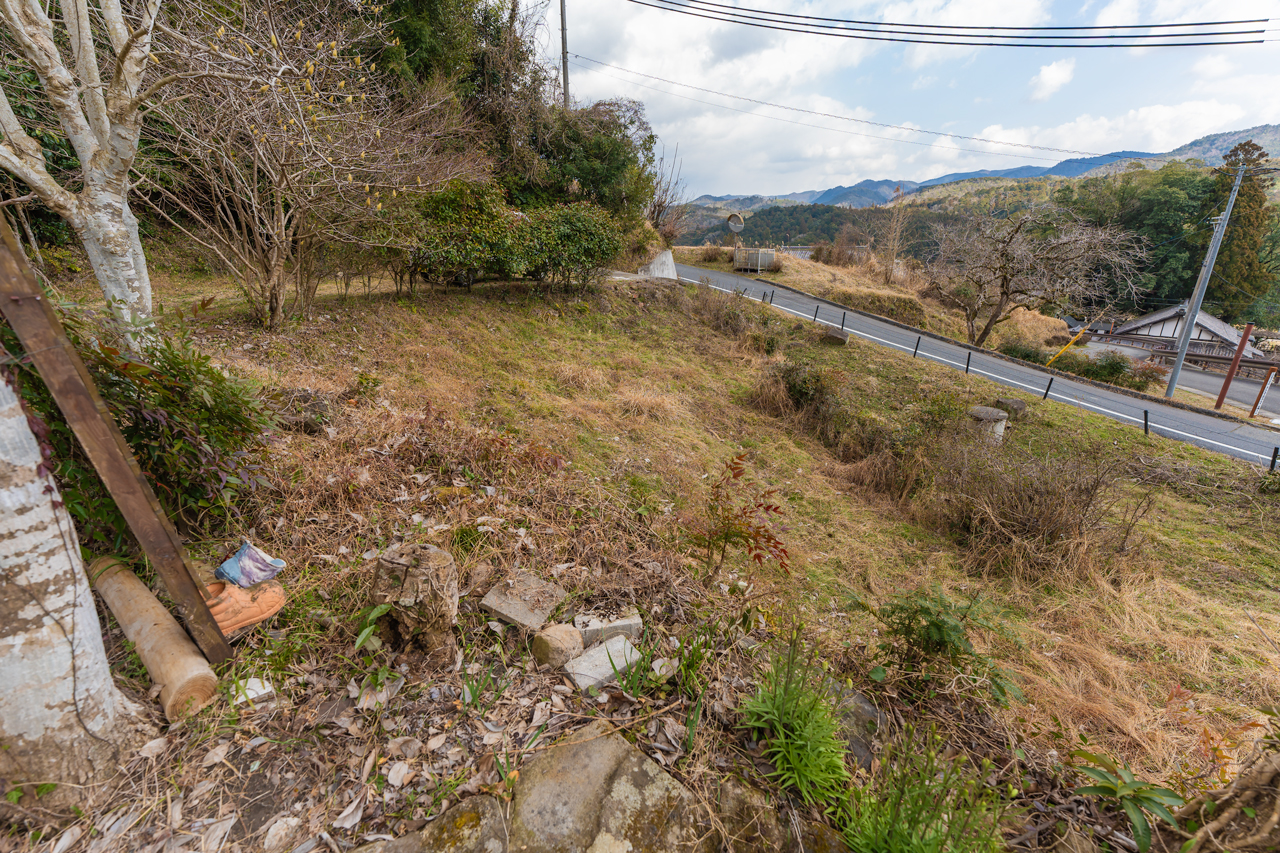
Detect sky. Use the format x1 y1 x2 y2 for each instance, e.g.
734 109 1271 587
541 0 1280 197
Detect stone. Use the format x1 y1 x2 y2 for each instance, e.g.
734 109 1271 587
480 571 567 632
575 606 643 647
563 634 640 690
994 397 1028 420
820 327 850 346
967 405 1009 443
830 687 886 771
531 624 584 668
370 544 459 664
791 820 850 853
714 778 786 852
639 249 677 280
275 389 333 435
350 795 506 853
508 720 712 853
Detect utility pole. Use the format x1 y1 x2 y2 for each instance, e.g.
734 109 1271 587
560 0 570 109
1164 164 1247 399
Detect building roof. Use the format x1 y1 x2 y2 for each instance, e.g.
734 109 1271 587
1113 303 1264 358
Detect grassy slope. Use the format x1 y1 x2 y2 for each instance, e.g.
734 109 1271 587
69 258 1280 785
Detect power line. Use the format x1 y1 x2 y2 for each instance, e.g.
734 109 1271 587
569 59 1071 164
645 0 1268 32
626 0 1270 47
640 0 1270 43
573 55 1181 165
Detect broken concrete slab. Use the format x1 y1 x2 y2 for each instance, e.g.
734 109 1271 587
994 397 1028 420
479 571 566 632
508 719 712 853
563 634 640 690
575 606 643 647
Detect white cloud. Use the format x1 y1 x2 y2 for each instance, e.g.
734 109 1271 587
1029 59 1076 101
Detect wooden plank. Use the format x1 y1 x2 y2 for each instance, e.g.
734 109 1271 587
0 217 231 663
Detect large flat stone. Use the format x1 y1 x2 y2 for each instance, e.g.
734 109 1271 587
480 571 566 632
509 720 712 853
563 634 640 691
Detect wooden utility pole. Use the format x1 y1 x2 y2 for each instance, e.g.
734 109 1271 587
560 0 570 109
1165 164 1246 398
0 217 231 663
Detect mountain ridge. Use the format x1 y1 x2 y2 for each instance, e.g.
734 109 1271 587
703 123 1279 211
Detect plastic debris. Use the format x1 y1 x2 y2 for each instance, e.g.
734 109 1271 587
216 541 286 587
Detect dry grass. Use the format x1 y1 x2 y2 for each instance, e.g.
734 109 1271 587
23 250 1280 852
989 306 1071 348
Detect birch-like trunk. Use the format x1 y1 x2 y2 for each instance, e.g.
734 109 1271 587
0 378 148 814
76 191 152 324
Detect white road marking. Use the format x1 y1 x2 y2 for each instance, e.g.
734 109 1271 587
684 274 1275 462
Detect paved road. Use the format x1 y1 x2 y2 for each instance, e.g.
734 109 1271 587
675 263 1280 467
1078 340 1278 416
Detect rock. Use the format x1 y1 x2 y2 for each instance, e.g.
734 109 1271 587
791 820 850 853
349 795 506 853
509 720 712 852
820 327 850 346
967 405 1009 443
575 606 643 646
994 397 1028 420
830 685 885 770
563 634 640 690
639 249 677 280
370 544 459 664
480 571 567 632
714 778 786 852
531 624 583 668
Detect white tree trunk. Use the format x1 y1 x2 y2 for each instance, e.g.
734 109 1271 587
77 191 153 324
0 378 147 814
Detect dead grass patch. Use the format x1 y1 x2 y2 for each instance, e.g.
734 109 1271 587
614 387 683 422
553 362 611 395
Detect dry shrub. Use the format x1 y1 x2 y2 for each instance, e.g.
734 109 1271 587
922 438 1152 584
766 255 784 273
615 387 681 422
816 284 928 328
700 244 726 263
989 307 1070 349
689 283 774 340
553 363 610 395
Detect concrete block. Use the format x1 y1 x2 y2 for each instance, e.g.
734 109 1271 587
639 250 677 280
564 635 640 690
480 571 567 632
576 606 643 647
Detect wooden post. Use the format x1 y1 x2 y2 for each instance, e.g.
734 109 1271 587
1215 322 1254 410
1250 366 1278 419
0 218 231 663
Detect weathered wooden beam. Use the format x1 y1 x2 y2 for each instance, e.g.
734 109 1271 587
0 217 231 663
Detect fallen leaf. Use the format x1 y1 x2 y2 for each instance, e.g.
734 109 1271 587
386 761 416 788
332 790 366 830
50 826 82 853
137 737 168 760
201 743 231 768
387 737 423 759
425 733 447 751
263 816 301 853
201 814 236 853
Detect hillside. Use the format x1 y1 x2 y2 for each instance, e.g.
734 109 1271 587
34 250 1280 850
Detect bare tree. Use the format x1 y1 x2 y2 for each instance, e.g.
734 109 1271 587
134 0 484 328
645 145 689 245
927 208 1146 347
880 184 908 285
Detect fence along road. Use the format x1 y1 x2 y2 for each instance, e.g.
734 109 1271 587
674 262 1280 468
